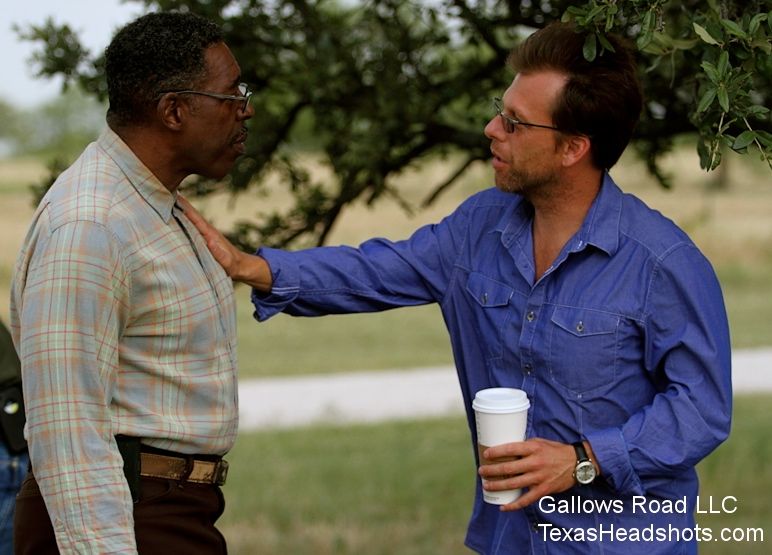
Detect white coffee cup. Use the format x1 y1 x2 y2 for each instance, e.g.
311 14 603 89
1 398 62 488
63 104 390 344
472 387 530 505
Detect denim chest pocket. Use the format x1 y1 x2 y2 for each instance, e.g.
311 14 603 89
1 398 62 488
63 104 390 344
465 272 514 359
548 306 620 394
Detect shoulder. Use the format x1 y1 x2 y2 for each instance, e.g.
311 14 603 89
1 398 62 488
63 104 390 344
451 187 524 222
617 191 696 260
43 141 127 231
463 187 519 208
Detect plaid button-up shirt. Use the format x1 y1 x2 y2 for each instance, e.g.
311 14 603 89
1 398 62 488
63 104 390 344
11 128 238 554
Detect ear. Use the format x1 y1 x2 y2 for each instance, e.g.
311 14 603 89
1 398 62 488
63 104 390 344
560 134 592 168
156 93 185 131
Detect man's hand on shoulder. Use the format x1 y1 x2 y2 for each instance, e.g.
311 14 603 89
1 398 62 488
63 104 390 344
178 195 273 292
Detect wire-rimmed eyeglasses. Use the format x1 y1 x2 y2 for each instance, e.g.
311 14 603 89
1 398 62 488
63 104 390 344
159 82 253 112
493 97 560 133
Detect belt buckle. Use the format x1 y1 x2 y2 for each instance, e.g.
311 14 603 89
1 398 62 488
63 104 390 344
214 459 229 486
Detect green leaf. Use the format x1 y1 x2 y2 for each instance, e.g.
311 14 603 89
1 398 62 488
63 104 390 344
563 6 587 20
748 104 770 117
637 28 654 50
733 130 757 150
697 138 711 170
586 5 604 22
694 22 720 45
701 61 720 83
748 13 767 35
604 4 618 31
754 130 772 147
583 33 597 61
751 36 772 54
697 87 718 113
717 86 729 112
670 38 700 50
717 50 730 76
721 19 747 39
643 10 655 30
597 32 615 53
641 42 668 55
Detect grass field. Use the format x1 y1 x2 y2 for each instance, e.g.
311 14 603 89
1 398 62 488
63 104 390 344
219 395 771 554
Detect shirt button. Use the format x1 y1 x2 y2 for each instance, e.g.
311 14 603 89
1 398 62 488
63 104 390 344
526 311 535 322
524 363 533 375
576 321 585 333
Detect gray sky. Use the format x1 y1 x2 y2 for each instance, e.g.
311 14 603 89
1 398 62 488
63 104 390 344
1 0 142 108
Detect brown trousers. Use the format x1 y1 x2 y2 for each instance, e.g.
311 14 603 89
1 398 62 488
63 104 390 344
14 472 227 554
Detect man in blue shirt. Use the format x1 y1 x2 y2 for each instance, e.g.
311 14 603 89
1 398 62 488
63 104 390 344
184 22 731 554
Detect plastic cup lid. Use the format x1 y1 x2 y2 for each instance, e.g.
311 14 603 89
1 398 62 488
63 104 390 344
472 388 530 413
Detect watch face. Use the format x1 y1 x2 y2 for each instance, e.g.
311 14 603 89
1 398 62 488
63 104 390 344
576 461 596 484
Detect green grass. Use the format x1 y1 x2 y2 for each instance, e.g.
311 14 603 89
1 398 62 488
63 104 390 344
695 394 771 554
219 395 771 554
235 298 453 378
220 416 475 555
716 255 772 348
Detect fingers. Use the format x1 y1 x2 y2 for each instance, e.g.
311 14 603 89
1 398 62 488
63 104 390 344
176 195 199 220
177 195 239 276
477 438 577 512
178 195 217 237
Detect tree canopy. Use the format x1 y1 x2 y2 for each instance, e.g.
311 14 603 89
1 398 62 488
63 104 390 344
19 0 772 248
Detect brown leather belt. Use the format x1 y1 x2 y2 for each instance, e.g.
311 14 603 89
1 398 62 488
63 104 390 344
139 452 229 486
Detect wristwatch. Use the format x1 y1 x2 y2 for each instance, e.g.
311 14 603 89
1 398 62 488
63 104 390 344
572 441 596 485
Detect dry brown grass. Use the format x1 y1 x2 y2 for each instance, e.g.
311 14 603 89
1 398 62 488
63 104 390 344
2 145 770 324
192 146 772 264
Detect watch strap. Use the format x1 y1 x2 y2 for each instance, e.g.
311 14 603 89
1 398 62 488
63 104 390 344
572 441 589 463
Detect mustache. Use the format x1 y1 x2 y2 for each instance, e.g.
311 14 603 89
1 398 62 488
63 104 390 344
232 126 248 144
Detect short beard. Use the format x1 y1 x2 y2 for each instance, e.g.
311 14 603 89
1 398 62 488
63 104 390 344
496 167 559 200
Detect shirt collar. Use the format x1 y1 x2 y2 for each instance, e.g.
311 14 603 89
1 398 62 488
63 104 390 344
97 127 177 223
494 172 623 256
577 172 622 256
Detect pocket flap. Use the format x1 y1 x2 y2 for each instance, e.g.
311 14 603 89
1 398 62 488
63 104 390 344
551 306 619 337
466 272 513 307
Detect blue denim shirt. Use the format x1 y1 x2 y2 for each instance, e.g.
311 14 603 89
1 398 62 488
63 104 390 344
252 174 732 554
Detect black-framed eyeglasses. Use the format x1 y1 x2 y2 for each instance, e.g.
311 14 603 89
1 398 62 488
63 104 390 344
159 82 253 112
493 97 560 133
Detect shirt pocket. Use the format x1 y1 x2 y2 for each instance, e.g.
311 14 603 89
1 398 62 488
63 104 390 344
465 271 514 359
548 306 620 394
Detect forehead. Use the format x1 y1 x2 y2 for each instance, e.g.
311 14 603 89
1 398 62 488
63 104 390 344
502 70 568 119
202 42 240 87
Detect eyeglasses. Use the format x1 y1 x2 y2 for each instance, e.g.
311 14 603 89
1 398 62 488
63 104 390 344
159 82 253 112
493 97 560 133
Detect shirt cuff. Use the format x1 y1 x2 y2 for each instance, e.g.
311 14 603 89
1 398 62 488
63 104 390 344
584 427 643 497
250 247 300 321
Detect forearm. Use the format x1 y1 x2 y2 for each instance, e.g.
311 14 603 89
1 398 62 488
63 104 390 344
586 379 730 497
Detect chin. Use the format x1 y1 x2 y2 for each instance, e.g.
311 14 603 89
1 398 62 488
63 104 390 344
197 165 232 180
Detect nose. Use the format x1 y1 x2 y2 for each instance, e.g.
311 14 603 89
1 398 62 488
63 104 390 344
484 115 502 141
239 100 255 120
